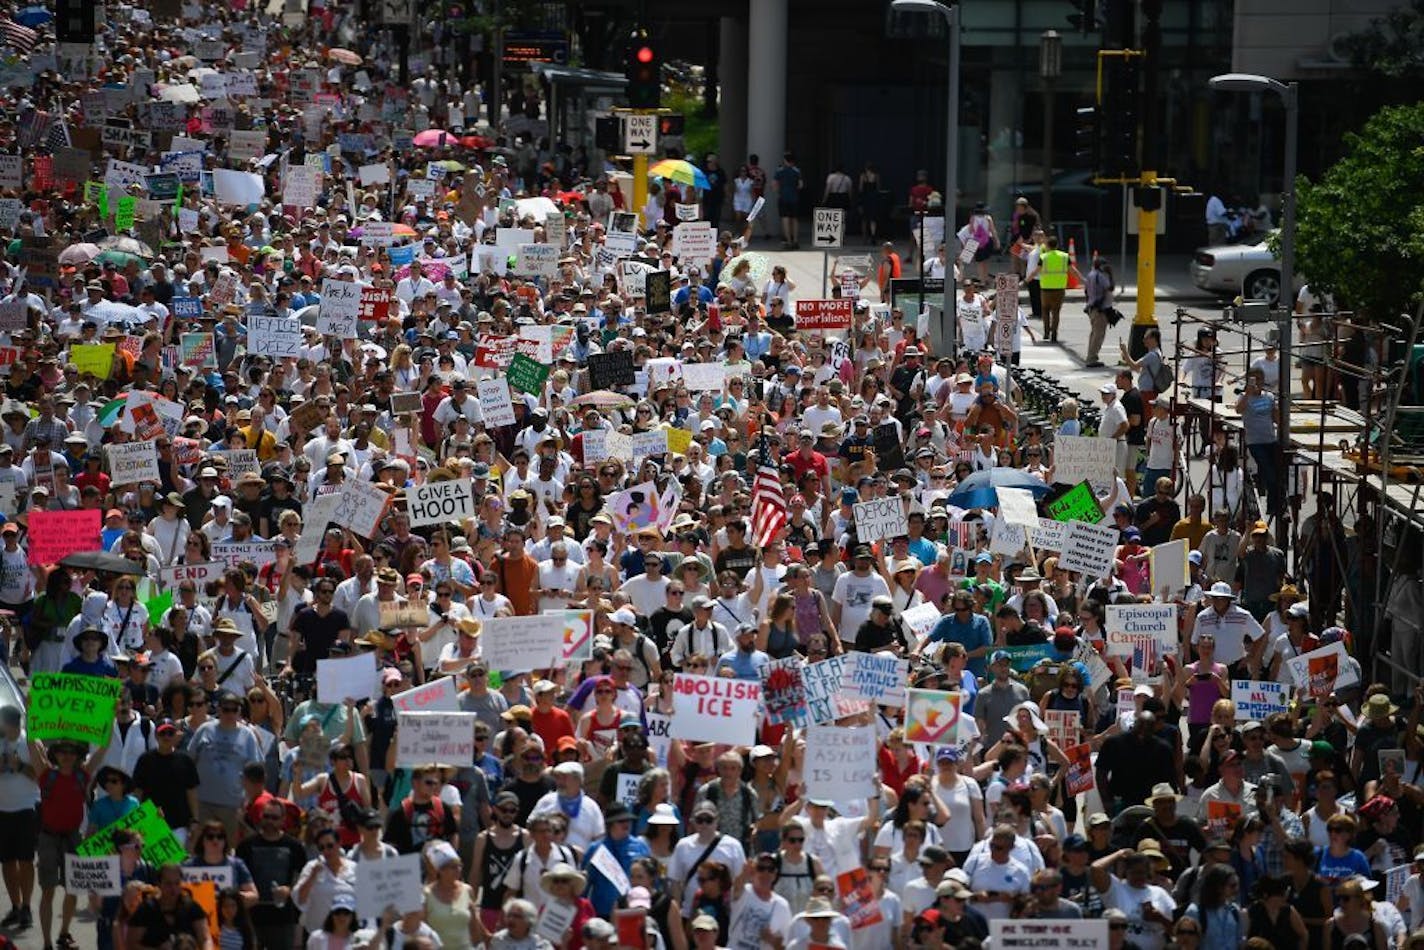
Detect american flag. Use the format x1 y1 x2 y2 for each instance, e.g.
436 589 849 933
1131 636 1158 679
749 434 787 549
44 118 71 151
1 19 38 54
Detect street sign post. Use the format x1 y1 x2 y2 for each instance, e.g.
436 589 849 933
813 208 845 294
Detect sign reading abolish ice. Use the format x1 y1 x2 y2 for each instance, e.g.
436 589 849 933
394 711 478 768
853 497 908 544
1232 680 1290 720
1104 604 1178 655
804 724 877 810
28 673 124 745
406 478 475 529
670 674 760 745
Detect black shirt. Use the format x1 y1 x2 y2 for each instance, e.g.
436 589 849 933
235 833 307 925
289 606 351 674
852 619 906 653
1138 815 1206 878
1122 387 1146 445
384 797 459 854
1097 731 1176 809
714 545 758 581
129 897 209 947
132 749 201 828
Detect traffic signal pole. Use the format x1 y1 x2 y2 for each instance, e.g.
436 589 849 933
632 149 649 224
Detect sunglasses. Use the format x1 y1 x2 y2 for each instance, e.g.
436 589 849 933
694 815 716 824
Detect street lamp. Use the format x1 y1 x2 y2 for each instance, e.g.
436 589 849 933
892 0 959 353
1209 71 1299 542
1039 30 1062 225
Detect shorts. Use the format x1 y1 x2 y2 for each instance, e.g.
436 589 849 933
38 829 80 888
0 808 38 862
973 241 996 262
778 202 798 218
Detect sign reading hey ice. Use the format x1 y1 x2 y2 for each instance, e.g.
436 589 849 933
669 674 760 745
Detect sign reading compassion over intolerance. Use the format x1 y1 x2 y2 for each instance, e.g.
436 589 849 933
27 673 124 745
670 674 760 745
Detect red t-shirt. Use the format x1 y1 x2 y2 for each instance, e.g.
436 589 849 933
531 706 575 753
782 449 828 486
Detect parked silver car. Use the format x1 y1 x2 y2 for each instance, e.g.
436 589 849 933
1188 233 1291 304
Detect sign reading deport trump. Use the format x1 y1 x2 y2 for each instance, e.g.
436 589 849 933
670 674 761 745
27 673 125 745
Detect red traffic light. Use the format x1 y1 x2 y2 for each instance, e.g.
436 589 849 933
635 46 654 63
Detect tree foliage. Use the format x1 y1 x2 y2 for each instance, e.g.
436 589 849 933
1292 103 1424 320
1339 0 1424 80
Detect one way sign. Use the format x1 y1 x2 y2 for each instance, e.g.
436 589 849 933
624 115 657 155
813 208 844 249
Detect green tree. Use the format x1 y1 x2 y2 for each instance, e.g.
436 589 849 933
1338 0 1424 80
1292 102 1424 319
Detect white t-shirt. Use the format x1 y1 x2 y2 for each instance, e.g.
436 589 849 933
1105 877 1177 950
961 852 1030 920
727 885 793 950
0 731 37 812
831 572 891 645
619 575 671 617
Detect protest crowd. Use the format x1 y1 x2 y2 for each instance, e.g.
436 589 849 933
0 1 1421 950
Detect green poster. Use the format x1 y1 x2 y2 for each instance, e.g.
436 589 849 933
26 673 123 745
507 354 550 395
1045 481 1105 524
115 196 137 231
999 643 1055 672
76 799 187 867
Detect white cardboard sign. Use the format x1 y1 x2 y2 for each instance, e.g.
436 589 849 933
406 478 475 529
106 441 160 486
316 279 362 338
316 651 378 703
1058 521 1120 579
476 377 516 428
853 497 908 544
804 723 876 811
355 852 424 916
481 615 567 672
669 674 760 745
392 676 460 713
1053 435 1117 494
394 711 478 768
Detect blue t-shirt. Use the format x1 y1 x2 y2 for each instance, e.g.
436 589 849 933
62 657 119 678
1314 846 1371 886
927 612 993 677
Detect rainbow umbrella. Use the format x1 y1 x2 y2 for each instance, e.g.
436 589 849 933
97 397 127 428
648 158 710 190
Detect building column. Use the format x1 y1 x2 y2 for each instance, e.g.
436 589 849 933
746 0 786 235
718 16 748 171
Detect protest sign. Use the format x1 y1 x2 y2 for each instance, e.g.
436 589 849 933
1206 800 1243 837
214 449 260 479
680 360 726 392
631 428 668 461
481 615 566 671
246 315 302 357
1104 604 1178 655
378 601 429 628
991 918 1108 950
1052 436 1116 493
507 353 549 395
70 343 115 378
515 243 558 277
1000 643 1055 672
853 497 907 544
395 711 478 768
836 866 885 930
1386 863 1412 904
588 351 635 390
901 602 943 649
356 852 424 916
989 519 1028 558
794 299 854 332
805 724 877 809
1030 517 1067 555
476 377 516 427
996 487 1040 527
392 676 460 713
1044 709 1080 750
670 674 760 745
1232 680 1289 720
1284 641 1359 696
607 481 666 534
211 540 277 571
671 221 715 263
537 901 577 944
76 800 186 867
27 673 124 745
802 655 868 724
160 561 225 589
332 479 390 538
317 652 378 703
0 299 27 332
667 427 692 456
904 689 964 746
406 478 475 529
179 331 215 368
316 279 362 338
1064 743 1096 796
840 652 908 707
212 168 265 205
759 656 807 725
1059 521 1119 578
1150 538 1190 598
25 509 101 566
1044 480 1105 524
589 843 632 896
65 855 121 897
555 609 594 661
106 441 159 486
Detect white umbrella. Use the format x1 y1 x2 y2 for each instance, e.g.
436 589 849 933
157 83 201 104
292 303 320 327
514 196 561 223
87 302 150 328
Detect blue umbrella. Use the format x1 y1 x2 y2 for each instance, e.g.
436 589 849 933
15 6 51 25
945 468 1052 510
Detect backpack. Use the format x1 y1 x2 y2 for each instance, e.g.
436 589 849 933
401 794 446 835
508 843 575 899
1149 354 1173 394
630 634 655 682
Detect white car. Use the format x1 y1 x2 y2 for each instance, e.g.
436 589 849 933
1188 233 1295 305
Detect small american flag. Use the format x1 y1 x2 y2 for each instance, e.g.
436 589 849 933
749 434 787 549
44 118 71 151
1131 636 1158 678
16 109 51 148
1 19 38 54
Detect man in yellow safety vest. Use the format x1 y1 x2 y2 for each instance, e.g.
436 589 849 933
1026 236 1084 342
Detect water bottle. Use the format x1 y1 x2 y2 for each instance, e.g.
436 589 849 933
272 881 287 908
